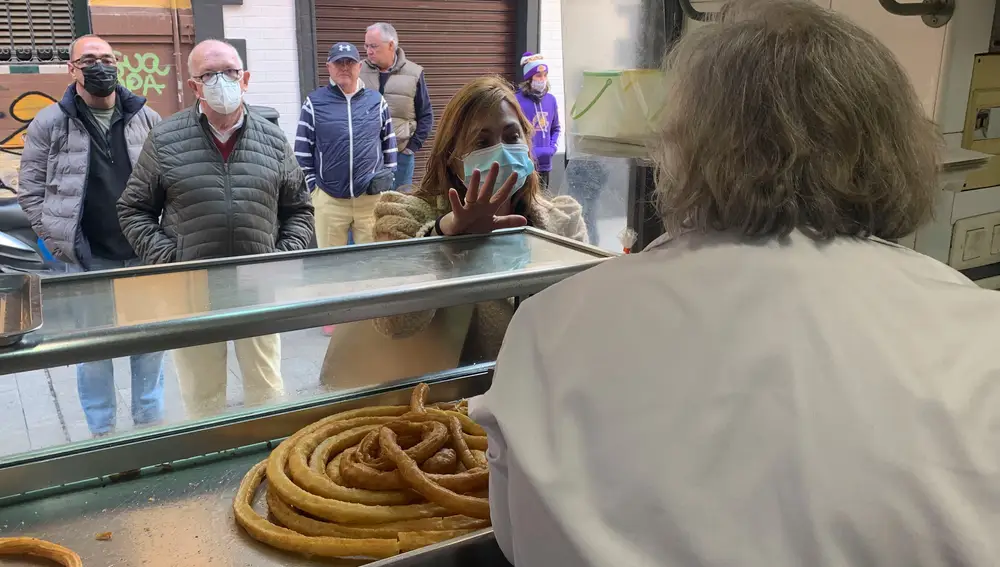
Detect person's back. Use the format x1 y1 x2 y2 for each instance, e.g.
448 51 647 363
474 230 1000 565
470 0 1000 564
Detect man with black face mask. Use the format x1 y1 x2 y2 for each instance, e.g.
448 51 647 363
18 34 165 439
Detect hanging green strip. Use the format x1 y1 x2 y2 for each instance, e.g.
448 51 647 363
570 78 614 121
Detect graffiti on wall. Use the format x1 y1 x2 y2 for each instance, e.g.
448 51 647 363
0 91 60 155
0 71 67 156
115 51 172 97
1 48 184 155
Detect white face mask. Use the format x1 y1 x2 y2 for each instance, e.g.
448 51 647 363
202 79 243 115
531 78 547 92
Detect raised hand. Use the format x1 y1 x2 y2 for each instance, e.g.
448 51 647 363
437 162 528 236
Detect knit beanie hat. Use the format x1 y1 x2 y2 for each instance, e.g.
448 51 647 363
521 52 548 80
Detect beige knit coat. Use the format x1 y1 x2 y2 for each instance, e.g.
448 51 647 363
371 190 589 363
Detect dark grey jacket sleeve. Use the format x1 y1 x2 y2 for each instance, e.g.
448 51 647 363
17 115 52 239
117 133 177 264
275 142 315 252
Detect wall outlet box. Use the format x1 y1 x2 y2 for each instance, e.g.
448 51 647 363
949 210 1000 269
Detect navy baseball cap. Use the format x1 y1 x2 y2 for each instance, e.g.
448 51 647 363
328 42 360 63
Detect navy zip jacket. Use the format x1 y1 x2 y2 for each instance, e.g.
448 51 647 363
294 81 397 199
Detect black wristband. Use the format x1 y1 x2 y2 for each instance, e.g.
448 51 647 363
433 215 445 236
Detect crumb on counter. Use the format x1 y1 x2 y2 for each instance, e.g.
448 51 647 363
95 532 113 541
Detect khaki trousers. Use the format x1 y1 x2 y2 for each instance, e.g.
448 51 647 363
172 334 283 418
312 189 378 247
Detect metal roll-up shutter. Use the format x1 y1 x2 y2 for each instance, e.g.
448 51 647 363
314 0 518 185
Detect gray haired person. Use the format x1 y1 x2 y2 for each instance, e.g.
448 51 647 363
118 39 314 419
470 2 1000 566
362 22 434 190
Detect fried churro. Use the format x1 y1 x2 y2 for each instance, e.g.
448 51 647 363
0 537 83 567
234 384 491 560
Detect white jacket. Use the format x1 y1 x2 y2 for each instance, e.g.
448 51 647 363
470 229 1000 567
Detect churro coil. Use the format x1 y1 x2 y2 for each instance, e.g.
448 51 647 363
0 537 83 567
233 384 491 560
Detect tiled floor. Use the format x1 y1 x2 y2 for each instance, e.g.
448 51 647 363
0 328 332 460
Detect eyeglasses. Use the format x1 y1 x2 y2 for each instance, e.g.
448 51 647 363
363 43 381 51
194 69 243 86
72 55 117 68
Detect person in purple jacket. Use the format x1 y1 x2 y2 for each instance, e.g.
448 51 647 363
515 52 561 188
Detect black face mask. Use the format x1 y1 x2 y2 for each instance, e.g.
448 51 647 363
81 63 118 97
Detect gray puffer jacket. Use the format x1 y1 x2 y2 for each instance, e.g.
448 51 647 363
17 84 159 265
118 104 315 264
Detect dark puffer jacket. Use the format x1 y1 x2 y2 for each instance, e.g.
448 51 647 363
118 104 314 264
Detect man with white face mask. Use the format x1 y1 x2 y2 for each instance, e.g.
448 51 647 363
118 39 315 419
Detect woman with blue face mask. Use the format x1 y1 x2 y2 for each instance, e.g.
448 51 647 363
369 75 588 362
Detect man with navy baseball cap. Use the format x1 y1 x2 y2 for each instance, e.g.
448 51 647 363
295 42 397 332
329 41 360 63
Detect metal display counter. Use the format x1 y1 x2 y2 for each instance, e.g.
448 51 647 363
0 228 611 566
0 227 607 373
0 375 512 567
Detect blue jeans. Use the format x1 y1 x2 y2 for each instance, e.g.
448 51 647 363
75 256 165 435
394 150 415 190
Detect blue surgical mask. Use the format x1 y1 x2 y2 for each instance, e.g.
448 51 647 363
461 143 535 196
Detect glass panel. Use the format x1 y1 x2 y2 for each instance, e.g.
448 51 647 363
0 326 476 464
32 232 597 338
0 232 606 467
556 154 634 252
555 0 658 253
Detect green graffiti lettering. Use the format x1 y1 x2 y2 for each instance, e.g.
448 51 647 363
114 51 171 97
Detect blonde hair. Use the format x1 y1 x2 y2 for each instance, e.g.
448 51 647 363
415 76 541 206
652 0 940 240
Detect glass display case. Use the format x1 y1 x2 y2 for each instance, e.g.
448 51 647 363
555 0 681 252
0 228 612 566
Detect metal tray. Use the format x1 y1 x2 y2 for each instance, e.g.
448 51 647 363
0 272 42 347
0 446 511 567
367 529 511 567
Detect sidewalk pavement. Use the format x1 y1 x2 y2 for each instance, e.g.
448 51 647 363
0 328 331 459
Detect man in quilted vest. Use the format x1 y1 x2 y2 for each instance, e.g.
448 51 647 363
119 39 315 419
18 34 165 438
362 22 434 190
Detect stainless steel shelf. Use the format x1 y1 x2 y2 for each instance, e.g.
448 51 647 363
0 228 611 373
0 370 507 567
0 444 509 567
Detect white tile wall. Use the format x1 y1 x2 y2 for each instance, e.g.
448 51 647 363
935 0 995 135
691 0 994 134
223 0 302 141
540 0 566 153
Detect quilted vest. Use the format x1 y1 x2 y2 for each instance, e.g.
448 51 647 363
361 48 424 150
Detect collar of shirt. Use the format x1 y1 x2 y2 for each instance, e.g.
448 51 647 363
74 94 120 122
198 102 245 142
330 78 365 100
